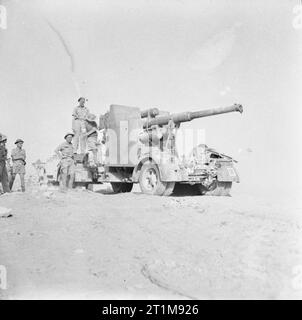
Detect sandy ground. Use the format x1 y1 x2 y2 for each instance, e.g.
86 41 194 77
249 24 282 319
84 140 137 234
0 181 302 300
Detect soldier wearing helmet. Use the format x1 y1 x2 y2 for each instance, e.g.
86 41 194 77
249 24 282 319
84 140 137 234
0 134 10 194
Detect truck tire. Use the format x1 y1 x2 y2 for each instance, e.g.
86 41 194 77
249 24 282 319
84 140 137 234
111 182 133 193
139 162 172 196
197 181 232 196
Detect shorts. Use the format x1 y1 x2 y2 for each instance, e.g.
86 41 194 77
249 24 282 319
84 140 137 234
12 162 25 175
60 158 75 175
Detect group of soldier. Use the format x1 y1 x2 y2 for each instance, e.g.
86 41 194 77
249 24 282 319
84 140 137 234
0 135 26 195
0 97 99 194
55 97 99 191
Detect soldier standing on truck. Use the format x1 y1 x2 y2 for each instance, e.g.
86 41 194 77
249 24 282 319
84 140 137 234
72 97 89 154
10 139 26 192
55 133 75 191
0 134 10 195
84 113 98 166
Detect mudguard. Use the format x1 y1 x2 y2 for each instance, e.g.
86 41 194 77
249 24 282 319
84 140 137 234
132 156 185 182
216 162 240 183
158 163 184 182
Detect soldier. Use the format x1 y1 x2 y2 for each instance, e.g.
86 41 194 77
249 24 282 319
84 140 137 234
83 113 98 166
6 157 13 184
55 133 75 191
0 134 10 194
72 97 89 154
10 139 26 192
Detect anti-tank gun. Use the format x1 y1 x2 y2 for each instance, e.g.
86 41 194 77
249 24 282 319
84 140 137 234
48 101 243 196
139 103 243 148
135 103 243 196
143 103 243 128
95 103 244 196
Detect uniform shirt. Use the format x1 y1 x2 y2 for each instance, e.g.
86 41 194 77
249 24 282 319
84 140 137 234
72 106 89 121
55 141 74 159
85 121 98 138
11 147 26 164
0 145 7 162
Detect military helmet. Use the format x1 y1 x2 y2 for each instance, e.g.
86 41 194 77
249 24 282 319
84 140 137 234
0 134 7 143
64 133 74 139
15 138 24 144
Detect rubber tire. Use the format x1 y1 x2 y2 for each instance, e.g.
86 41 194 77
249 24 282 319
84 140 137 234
111 182 133 193
139 162 171 196
197 181 232 196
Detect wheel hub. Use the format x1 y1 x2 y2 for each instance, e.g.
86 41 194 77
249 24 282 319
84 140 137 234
144 168 158 190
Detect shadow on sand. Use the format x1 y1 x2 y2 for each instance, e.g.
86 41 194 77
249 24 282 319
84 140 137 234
92 183 201 197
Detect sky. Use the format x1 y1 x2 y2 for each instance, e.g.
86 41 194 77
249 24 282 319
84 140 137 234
0 0 301 196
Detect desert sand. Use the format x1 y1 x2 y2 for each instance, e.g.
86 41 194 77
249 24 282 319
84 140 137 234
0 180 302 300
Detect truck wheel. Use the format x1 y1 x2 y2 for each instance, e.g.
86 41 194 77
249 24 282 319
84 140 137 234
111 182 133 193
197 181 232 196
139 162 171 196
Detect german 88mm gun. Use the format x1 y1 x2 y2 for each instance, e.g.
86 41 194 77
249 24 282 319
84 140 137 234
96 103 243 196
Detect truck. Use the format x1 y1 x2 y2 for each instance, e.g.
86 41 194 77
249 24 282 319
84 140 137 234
49 103 243 196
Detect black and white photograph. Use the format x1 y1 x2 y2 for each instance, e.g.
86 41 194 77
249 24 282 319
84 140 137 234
0 0 301 301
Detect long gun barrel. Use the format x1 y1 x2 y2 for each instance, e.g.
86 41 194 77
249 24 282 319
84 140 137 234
143 103 243 128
